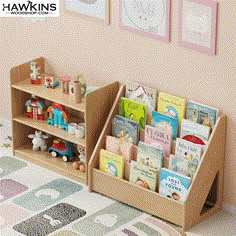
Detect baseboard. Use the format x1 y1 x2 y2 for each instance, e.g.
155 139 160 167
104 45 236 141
222 203 236 215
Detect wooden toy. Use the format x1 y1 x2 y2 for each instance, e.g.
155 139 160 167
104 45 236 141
28 130 49 151
59 76 71 94
30 61 41 85
48 139 75 162
44 76 59 89
25 95 45 120
47 103 68 131
75 74 87 97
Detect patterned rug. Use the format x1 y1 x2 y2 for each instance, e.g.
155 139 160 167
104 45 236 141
0 119 182 236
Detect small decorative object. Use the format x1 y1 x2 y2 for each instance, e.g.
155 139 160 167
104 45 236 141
178 0 218 55
47 103 68 131
65 0 110 24
75 74 87 97
30 61 41 85
48 139 75 162
25 95 45 120
75 123 85 139
44 76 59 89
58 76 71 94
72 145 86 172
28 130 49 151
120 0 171 42
70 80 82 103
68 123 78 135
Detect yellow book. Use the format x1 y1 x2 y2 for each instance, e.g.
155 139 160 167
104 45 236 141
157 92 186 125
99 149 124 179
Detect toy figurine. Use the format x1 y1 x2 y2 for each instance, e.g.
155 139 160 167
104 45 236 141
25 95 45 120
30 61 41 85
72 146 85 172
28 130 49 151
44 76 59 89
47 103 68 131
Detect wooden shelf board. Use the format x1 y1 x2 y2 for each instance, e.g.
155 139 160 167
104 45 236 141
14 145 86 183
13 116 86 147
12 79 86 113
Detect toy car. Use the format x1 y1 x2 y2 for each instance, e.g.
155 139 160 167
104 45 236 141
48 140 75 162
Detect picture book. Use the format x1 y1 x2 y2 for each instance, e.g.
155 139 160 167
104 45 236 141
157 92 186 125
168 154 198 179
130 160 158 191
180 119 211 145
99 149 124 179
125 81 157 112
137 141 164 172
159 168 191 202
106 135 133 163
151 111 178 140
175 138 203 165
120 97 147 129
187 100 219 129
112 115 139 145
144 125 172 157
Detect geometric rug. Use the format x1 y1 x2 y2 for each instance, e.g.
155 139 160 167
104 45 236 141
0 119 182 236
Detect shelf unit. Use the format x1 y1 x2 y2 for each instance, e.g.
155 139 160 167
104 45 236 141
10 57 119 184
88 85 227 231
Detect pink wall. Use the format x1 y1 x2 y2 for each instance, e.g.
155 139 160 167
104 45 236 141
0 1 235 205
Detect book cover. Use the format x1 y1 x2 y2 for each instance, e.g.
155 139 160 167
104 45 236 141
157 92 186 125
175 138 203 165
168 154 198 179
106 135 133 163
130 160 158 191
144 125 172 157
159 168 191 202
180 119 211 145
151 111 178 140
187 100 219 129
112 115 139 145
120 97 147 129
99 149 124 179
137 141 164 172
125 81 157 112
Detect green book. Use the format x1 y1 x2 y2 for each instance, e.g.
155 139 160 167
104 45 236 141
120 97 147 129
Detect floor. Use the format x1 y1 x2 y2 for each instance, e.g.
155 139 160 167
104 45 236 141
1 118 235 236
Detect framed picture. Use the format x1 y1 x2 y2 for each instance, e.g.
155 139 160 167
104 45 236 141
119 0 171 42
178 0 218 55
65 0 110 24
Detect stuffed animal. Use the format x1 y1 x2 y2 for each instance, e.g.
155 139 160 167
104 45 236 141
28 130 49 151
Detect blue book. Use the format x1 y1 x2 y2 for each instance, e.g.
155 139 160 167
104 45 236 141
151 111 178 140
112 115 139 145
187 101 219 129
159 168 191 202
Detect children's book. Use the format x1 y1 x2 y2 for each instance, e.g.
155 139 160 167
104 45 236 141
168 154 198 179
137 141 164 172
151 111 178 140
180 119 211 145
187 100 219 129
106 135 133 163
157 92 186 125
125 81 157 112
130 160 158 191
159 168 191 202
99 149 124 179
120 97 147 129
175 138 203 165
112 115 139 145
144 125 172 157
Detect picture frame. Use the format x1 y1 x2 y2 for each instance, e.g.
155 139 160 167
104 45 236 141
65 0 110 24
178 0 218 55
119 0 171 42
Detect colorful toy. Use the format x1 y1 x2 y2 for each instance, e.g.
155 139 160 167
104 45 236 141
48 139 75 162
44 76 59 89
28 130 49 151
59 76 71 94
47 103 68 130
30 61 41 85
72 146 86 172
25 95 45 120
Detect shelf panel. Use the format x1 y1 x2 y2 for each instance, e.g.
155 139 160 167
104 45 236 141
13 116 86 147
12 79 86 113
14 145 86 183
